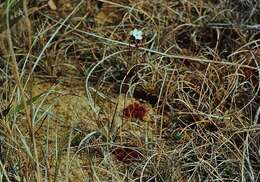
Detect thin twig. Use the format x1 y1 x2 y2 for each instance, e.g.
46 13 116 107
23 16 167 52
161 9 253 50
5 0 33 140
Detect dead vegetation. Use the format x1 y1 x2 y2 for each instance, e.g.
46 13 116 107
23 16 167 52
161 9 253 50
0 0 259 181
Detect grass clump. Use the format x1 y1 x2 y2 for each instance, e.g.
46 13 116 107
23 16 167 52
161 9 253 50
0 0 259 181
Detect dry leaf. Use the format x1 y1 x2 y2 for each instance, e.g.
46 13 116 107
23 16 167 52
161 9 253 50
95 11 110 25
48 0 57 11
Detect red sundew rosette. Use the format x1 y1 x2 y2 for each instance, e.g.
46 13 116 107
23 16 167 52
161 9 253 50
122 102 148 120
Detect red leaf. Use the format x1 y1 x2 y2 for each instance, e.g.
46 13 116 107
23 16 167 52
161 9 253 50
112 147 142 163
123 102 147 120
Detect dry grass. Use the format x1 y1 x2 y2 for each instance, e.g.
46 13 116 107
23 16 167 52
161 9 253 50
0 0 260 181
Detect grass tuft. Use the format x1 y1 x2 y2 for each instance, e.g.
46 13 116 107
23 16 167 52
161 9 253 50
0 0 259 181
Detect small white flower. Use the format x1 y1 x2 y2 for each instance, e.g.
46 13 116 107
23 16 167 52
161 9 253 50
130 28 143 40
